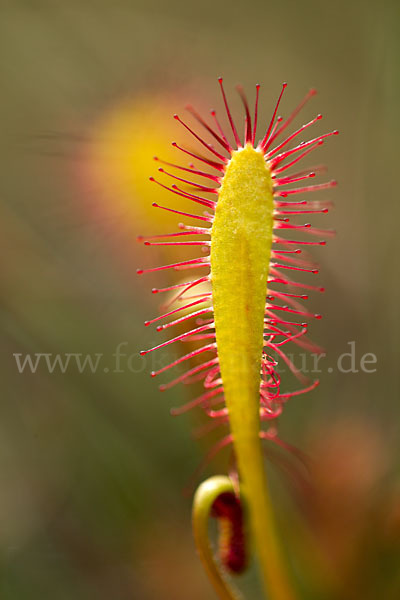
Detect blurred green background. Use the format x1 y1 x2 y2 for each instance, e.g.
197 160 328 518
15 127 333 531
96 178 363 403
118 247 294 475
1 0 399 598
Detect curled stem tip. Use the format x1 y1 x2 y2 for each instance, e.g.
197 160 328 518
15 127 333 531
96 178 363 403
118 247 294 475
192 476 244 600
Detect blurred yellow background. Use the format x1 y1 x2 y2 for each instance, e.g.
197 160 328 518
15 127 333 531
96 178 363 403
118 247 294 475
0 0 399 598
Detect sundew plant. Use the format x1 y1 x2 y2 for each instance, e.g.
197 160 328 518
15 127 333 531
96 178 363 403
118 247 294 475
138 80 338 600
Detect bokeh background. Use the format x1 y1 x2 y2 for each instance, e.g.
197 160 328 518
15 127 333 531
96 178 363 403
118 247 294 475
1 0 399 598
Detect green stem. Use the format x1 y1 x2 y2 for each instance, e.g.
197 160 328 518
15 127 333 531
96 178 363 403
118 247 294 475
233 429 295 600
